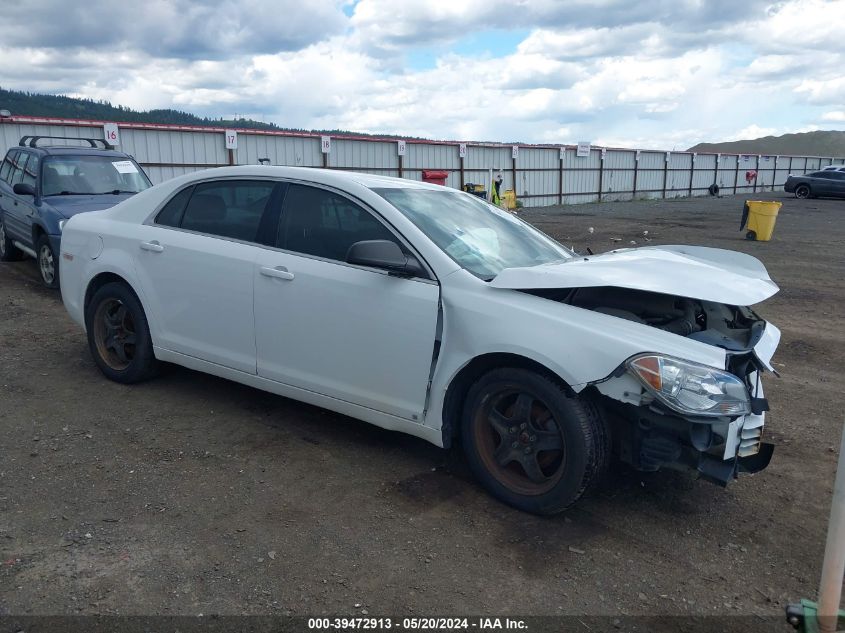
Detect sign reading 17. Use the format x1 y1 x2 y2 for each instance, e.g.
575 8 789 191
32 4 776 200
225 130 238 150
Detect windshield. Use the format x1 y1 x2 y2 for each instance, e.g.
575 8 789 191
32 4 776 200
42 156 152 196
375 188 573 279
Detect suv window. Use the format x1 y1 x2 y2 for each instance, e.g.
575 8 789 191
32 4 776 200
41 155 151 196
9 152 28 186
0 151 15 183
22 154 39 187
826 171 845 181
278 184 398 261
178 180 278 242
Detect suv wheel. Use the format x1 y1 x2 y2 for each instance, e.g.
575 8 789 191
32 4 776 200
85 282 159 384
461 368 609 515
0 215 24 262
36 235 59 288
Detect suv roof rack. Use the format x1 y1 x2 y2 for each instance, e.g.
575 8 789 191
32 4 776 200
19 136 114 150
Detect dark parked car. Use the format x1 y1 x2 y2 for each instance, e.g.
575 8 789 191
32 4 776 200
784 170 845 200
0 136 151 287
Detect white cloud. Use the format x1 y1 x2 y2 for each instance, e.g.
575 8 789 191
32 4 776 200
0 0 843 151
794 77 845 106
732 125 782 141
822 111 845 122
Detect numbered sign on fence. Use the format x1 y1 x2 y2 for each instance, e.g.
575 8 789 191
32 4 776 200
576 142 591 158
559 146 566 160
397 140 406 156
224 130 238 150
103 123 120 146
600 147 607 160
512 145 519 159
321 136 331 154
459 143 467 158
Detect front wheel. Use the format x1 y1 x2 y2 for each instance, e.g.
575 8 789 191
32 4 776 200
85 282 159 384
36 235 59 288
794 184 811 199
461 368 609 515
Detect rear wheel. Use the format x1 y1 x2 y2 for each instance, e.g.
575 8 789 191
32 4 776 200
794 184 811 199
36 235 58 288
85 282 158 383
0 215 23 262
461 368 609 515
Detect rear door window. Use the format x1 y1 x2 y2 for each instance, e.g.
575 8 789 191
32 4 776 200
0 151 16 183
155 186 194 228
156 180 282 244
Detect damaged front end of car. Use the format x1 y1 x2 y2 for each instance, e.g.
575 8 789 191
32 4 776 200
491 245 781 486
574 285 777 484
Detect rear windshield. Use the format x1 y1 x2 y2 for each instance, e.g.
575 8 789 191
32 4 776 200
42 155 152 196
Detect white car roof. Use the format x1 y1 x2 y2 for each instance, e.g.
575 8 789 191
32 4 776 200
176 165 446 191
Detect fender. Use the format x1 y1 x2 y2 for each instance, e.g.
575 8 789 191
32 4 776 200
423 277 728 434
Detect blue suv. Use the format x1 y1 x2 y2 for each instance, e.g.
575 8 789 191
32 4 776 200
0 136 152 288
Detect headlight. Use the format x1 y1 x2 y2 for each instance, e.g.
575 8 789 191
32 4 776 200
627 354 750 417
58 220 66 232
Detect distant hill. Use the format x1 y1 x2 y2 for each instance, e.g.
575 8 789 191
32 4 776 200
688 130 845 157
0 87 429 140
0 86 283 131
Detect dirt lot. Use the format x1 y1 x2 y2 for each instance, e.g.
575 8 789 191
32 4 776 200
1 191 843 621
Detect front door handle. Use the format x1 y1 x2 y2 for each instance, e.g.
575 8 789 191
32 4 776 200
139 240 165 253
260 266 295 281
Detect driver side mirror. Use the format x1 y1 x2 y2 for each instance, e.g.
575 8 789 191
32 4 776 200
346 240 426 278
13 182 35 197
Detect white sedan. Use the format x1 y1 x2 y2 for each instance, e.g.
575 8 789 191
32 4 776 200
60 166 780 514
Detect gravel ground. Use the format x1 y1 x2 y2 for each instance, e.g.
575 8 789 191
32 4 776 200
0 191 843 621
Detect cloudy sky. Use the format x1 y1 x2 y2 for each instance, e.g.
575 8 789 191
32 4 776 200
1 0 843 149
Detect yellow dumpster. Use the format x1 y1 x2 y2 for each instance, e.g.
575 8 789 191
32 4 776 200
741 200 781 241
503 188 517 210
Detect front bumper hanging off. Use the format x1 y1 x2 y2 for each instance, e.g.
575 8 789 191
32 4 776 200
697 442 774 486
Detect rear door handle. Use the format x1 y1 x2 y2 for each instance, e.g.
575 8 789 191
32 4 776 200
260 265 294 281
139 240 165 253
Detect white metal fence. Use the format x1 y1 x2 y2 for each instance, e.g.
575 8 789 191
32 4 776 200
2 115 841 208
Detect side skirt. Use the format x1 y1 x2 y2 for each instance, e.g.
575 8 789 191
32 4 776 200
153 346 445 447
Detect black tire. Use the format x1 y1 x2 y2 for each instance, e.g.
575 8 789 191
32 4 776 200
0 214 24 262
794 184 810 199
745 230 757 241
461 367 609 515
35 234 59 288
85 281 158 384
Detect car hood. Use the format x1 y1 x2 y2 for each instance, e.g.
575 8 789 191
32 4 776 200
489 245 779 306
44 193 134 218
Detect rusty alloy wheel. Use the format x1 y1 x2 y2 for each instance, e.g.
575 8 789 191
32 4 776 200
92 298 138 371
472 389 566 496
